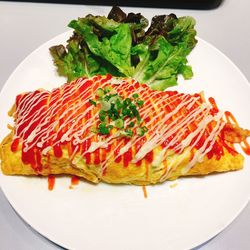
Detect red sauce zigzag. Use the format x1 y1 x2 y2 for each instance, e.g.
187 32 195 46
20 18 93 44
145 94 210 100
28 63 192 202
10 74 238 175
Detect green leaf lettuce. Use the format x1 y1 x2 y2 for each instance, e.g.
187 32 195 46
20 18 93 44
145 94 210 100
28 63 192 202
50 6 197 90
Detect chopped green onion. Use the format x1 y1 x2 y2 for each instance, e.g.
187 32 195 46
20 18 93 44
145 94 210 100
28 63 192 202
131 109 139 118
90 88 146 137
99 110 107 122
99 122 111 135
129 104 136 110
115 98 122 110
136 126 148 136
96 88 104 97
128 122 135 128
108 107 119 121
124 98 132 106
120 129 133 137
114 119 124 129
109 96 121 105
104 93 117 101
104 86 112 93
100 100 111 111
122 108 130 117
125 129 133 137
89 99 96 106
137 100 144 107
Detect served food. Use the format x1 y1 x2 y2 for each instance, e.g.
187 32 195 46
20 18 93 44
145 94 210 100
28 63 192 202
1 75 249 185
50 6 197 90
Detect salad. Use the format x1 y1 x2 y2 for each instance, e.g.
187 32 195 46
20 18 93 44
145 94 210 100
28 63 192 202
50 6 197 90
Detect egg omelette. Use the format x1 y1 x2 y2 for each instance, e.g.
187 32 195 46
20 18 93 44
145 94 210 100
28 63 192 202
1 75 249 185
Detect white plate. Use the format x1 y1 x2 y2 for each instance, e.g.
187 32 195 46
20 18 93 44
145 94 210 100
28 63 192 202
0 31 250 250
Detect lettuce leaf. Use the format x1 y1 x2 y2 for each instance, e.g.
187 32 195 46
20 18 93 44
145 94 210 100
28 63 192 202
69 16 133 76
132 15 197 89
50 6 197 90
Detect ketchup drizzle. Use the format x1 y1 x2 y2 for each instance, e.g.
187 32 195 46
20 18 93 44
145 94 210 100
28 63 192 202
10 75 249 178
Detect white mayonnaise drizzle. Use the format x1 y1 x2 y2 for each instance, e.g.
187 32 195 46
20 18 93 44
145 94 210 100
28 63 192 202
14 75 226 177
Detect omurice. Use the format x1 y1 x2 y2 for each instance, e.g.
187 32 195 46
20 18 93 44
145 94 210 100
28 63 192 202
1 75 249 185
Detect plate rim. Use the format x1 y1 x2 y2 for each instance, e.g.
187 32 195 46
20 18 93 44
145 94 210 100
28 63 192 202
0 30 250 250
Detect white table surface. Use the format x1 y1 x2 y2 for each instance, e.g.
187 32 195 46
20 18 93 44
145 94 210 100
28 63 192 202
1 1 250 249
